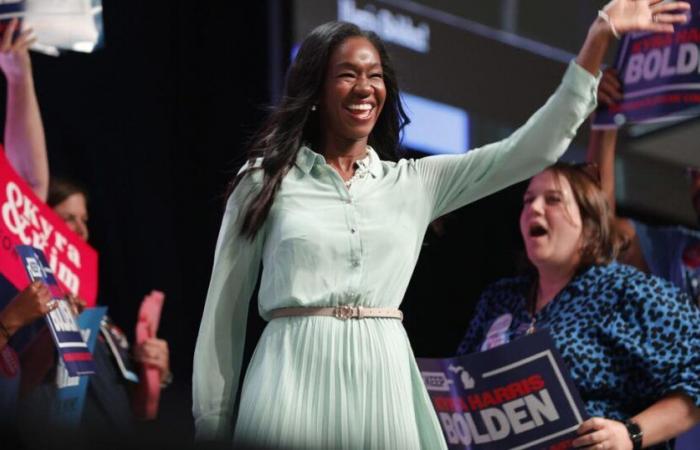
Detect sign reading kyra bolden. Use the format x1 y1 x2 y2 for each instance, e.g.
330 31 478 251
417 331 587 450
594 1 700 127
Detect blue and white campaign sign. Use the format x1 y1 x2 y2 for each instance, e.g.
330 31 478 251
53 306 106 427
595 0 700 127
417 331 587 450
16 245 95 376
0 0 24 20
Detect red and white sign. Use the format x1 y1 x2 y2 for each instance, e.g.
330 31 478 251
0 147 98 305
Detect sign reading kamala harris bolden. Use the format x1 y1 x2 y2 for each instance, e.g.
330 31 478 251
595 0 700 127
417 331 587 450
0 147 98 305
17 245 95 376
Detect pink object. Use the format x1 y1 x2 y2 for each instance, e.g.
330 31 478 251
0 147 99 306
133 290 165 420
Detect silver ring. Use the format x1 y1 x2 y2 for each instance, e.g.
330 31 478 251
652 14 658 22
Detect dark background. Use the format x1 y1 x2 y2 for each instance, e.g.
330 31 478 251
0 0 595 445
1 1 275 441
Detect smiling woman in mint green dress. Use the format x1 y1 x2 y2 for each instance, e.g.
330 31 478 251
193 2 691 448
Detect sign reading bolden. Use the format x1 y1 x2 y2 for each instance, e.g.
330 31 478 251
594 1 700 127
0 147 98 305
417 331 587 450
16 245 95 376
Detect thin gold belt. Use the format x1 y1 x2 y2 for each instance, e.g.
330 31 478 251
269 305 403 321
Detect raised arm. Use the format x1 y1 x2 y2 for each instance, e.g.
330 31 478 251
587 69 650 271
416 0 689 221
1 18 49 202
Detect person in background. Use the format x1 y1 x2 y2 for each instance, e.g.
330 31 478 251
0 17 171 434
0 16 55 428
589 68 700 304
457 163 700 450
588 66 700 450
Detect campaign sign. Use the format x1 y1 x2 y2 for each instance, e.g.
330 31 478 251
0 147 98 306
53 306 106 427
0 0 24 21
16 245 95 376
133 290 165 419
417 331 587 450
101 316 138 383
594 1 700 127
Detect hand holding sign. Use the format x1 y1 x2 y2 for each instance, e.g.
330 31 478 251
0 281 54 340
133 290 167 420
598 68 624 107
573 417 632 449
134 337 169 380
603 0 690 36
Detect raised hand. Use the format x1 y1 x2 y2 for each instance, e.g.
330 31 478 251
0 18 36 85
603 0 691 36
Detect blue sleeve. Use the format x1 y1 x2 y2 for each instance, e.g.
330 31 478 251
618 272 700 407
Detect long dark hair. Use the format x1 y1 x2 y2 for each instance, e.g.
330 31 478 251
230 21 409 239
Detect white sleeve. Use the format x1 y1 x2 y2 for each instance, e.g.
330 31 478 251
192 173 264 441
416 61 600 220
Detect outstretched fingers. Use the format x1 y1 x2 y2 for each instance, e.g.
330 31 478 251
0 18 18 52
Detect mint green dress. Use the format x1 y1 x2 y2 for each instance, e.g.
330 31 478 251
193 61 599 449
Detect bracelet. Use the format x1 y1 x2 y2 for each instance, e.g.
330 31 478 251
0 319 11 341
598 10 620 39
624 419 643 450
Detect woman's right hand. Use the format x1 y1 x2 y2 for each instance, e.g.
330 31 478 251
0 281 56 337
0 17 36 85
603 0 690 36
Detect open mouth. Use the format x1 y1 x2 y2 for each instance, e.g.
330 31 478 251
345 103 374 120
529 224 548 238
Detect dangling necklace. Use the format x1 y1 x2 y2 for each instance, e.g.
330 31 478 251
344 150 371 189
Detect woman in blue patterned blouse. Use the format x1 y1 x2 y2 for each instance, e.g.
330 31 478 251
458 163 700 450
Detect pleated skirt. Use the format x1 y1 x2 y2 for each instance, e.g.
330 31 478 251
233 316 447 449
